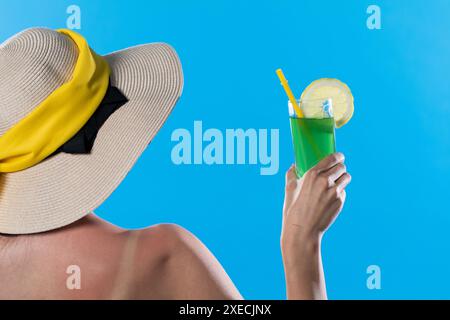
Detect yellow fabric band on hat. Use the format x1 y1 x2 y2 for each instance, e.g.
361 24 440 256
0 29 111 173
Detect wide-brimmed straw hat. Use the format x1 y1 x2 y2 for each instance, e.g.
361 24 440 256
0 27 183 234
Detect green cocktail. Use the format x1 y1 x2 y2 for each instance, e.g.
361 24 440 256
277 74 353 178
290 116 336 177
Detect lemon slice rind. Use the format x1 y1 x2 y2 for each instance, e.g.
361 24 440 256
300 78 354 128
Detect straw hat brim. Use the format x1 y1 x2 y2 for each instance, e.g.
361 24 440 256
0 43 184 234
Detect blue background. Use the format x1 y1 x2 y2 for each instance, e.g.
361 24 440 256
2 0 450 299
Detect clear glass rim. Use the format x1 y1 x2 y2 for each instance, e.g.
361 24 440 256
288 98 332 105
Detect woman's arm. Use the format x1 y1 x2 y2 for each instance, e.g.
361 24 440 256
281 153 351 300
138 153 349 300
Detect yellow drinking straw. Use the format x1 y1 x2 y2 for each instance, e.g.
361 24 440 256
276 68 321 161
276 69 304 118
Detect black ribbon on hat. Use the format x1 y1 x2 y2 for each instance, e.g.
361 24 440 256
53 80 128 155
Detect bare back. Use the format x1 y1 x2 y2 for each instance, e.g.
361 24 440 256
0 215 241 300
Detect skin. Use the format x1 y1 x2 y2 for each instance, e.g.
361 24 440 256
0 217 241 300
281 152 351 299
0 153 350 300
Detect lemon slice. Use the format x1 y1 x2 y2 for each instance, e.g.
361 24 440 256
300 78 354 128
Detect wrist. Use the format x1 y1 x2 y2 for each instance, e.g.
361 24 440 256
281 226 322 265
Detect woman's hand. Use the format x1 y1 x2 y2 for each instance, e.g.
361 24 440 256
282 152 351 247
281 153 351 299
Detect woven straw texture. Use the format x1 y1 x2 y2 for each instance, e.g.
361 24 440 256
0 28 184 234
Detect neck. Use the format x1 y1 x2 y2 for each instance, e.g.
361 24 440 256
0 215 110 253
0 233 27 250
0 233 28 273
0 233 15 245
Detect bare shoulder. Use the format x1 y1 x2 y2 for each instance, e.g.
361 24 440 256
136 223 199 256
3 218 241 300
42 220 194 299
134 223 217 273
131 224 242 300
129 224 197 282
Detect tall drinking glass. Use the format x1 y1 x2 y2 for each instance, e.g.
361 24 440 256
289 99 336 177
